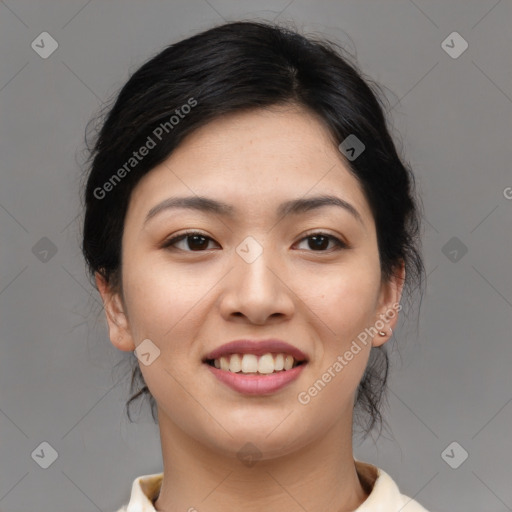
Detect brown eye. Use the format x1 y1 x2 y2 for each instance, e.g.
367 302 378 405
295 232 347 252
162 231 220 252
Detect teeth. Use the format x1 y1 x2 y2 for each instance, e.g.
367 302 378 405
258 353 275 374
229 354 242 373
220 356 230 371
212 353 301 374
241 354 258 373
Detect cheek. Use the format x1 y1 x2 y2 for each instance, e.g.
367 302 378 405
124 258 210 425
301 258 382 342
294 271 378 424
122 254 210 341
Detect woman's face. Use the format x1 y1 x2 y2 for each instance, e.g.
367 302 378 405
97 105 403 459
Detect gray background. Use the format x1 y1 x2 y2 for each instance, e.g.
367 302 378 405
1 1 511 511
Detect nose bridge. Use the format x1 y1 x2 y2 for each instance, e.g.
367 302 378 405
220 234 294 322
234 234 279 293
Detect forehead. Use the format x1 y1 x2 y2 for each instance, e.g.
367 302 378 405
127 106 372 226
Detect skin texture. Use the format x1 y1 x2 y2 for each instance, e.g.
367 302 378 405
96 105 405 512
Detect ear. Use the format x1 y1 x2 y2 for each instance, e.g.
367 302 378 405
95 272 136 352
372 260 406 348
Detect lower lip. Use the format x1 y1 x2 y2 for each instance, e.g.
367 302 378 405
205 363 306 395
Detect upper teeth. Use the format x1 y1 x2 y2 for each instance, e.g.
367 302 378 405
213 353 298 374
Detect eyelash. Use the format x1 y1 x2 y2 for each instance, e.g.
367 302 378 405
161 230 348 253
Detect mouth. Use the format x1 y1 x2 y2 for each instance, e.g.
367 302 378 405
202 339 309 394
203 352 308 395
203 353 307 375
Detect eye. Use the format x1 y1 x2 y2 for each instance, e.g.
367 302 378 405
161 230 348 253
294 232 348 252
161 231 220 252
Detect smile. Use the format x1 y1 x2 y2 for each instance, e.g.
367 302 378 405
206 352 303 374
204 353 307 395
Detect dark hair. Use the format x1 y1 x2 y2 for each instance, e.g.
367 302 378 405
80 20 425 438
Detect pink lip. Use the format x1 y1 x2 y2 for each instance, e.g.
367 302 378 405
205 363 306 395
203 339 308 362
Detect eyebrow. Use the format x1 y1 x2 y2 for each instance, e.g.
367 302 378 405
144 194 363 226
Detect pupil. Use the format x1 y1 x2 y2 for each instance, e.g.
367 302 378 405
309 235 328 250
188 235 208 251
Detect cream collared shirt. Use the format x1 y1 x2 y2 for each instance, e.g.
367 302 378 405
115 460 431 511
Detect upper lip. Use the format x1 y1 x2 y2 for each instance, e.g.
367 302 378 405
203 339 309 362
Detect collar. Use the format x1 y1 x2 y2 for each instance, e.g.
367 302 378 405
123 472 162 512
120 459 425 511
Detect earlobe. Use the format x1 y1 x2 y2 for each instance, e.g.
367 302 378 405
95 272 135 352
372 261 406 347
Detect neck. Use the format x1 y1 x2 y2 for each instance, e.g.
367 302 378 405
153 409 370 512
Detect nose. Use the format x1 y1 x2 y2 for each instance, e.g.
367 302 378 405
218 244 295 325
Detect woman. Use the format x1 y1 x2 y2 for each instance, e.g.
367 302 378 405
81 20 428 512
